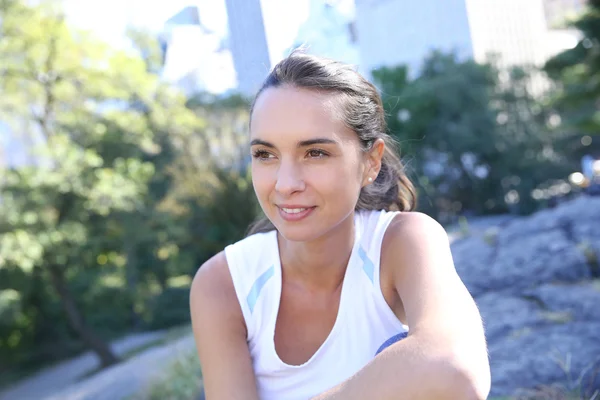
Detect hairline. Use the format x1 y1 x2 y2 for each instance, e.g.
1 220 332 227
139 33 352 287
250 83 372 151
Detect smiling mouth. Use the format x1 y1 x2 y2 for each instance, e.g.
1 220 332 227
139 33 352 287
276 206 316 221
280 207 310 214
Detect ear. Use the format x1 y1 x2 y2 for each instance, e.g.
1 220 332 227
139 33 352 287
362 138 385 186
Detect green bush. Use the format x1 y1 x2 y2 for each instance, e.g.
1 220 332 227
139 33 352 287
145 288 191 330
134 350 202 400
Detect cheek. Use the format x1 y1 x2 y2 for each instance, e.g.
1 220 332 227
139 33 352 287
310 160 363 194
251 165 272 201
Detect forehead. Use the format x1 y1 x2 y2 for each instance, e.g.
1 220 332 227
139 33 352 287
250 86 353 142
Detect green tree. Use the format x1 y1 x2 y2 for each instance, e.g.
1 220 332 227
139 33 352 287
0 0 201 368
373 51 576 221
489 66 577 214
373 52 499 219
545 0 600 135
178 93 259 267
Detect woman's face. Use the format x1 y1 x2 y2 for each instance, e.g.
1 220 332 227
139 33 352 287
250 86 377 242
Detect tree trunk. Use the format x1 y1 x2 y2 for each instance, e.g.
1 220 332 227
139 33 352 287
48 265 120 368
124 231 141 330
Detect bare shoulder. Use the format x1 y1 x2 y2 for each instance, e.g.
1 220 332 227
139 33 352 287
191 251 231 296
383 211 449 253
381 210 478 335
190 251 246 336
380 211 460 316
190 252 260 399
191 251 230 302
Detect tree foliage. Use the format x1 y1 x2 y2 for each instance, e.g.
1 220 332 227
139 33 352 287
544 0 600 135
373 52 578 222
0 0 256 376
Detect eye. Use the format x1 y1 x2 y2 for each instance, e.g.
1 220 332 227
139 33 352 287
307 149 329 159
252 150 275 161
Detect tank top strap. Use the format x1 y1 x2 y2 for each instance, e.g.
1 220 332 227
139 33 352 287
354 210 406 330
224 230 280 343
355 209 400 286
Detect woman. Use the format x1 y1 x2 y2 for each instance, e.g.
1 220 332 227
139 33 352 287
190 51 491 400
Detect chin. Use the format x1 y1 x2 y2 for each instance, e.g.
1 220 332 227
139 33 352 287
271 207 354 243
274 222 323 243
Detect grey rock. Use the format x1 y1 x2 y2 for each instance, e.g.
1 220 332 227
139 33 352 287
522 282 600 322
541 196 600 224
488 322 600 397
453 230 591 296
572 223 600 278
490 229 591 290
451 236 496 297
450 196 600 397
476 293 545 343
497 196 600 243
572 220 600 244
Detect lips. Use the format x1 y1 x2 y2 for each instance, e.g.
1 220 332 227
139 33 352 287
277 205 316 222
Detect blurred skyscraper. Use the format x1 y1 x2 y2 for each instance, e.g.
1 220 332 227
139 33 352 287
224 0 271 96
466 0 550 69
291 0 359 65
354 0 581 91
355 0 473 77
159 5 236 96
165 5 202 26
159 1 271 97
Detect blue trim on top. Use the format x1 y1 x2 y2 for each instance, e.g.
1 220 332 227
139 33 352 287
376 331 409 355
358 247 374 284
247 265 275 314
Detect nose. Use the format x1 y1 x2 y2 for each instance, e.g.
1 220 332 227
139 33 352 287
275 160 305 196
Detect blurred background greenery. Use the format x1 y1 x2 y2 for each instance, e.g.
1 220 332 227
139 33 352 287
0 0 599 398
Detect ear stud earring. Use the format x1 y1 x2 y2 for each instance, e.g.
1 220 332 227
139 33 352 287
368 177 373 182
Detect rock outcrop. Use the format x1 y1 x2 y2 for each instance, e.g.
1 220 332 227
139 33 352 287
451 196 600 398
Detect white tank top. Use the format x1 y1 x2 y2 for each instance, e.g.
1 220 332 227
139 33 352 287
224 209 409 400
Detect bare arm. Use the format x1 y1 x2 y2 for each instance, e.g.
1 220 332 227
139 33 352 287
190 252 260 400
312 212 491 400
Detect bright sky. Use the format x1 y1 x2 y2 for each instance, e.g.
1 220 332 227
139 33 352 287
62 0 313 67
61 0 355 93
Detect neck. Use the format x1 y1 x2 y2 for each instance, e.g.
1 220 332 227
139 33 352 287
277 213 356 293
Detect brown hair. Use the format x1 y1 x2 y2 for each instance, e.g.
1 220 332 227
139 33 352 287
247 50 416 235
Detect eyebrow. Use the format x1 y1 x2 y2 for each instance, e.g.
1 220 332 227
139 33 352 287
250 138 339 148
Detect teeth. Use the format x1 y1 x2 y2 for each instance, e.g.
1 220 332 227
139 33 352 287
281 207 307 214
